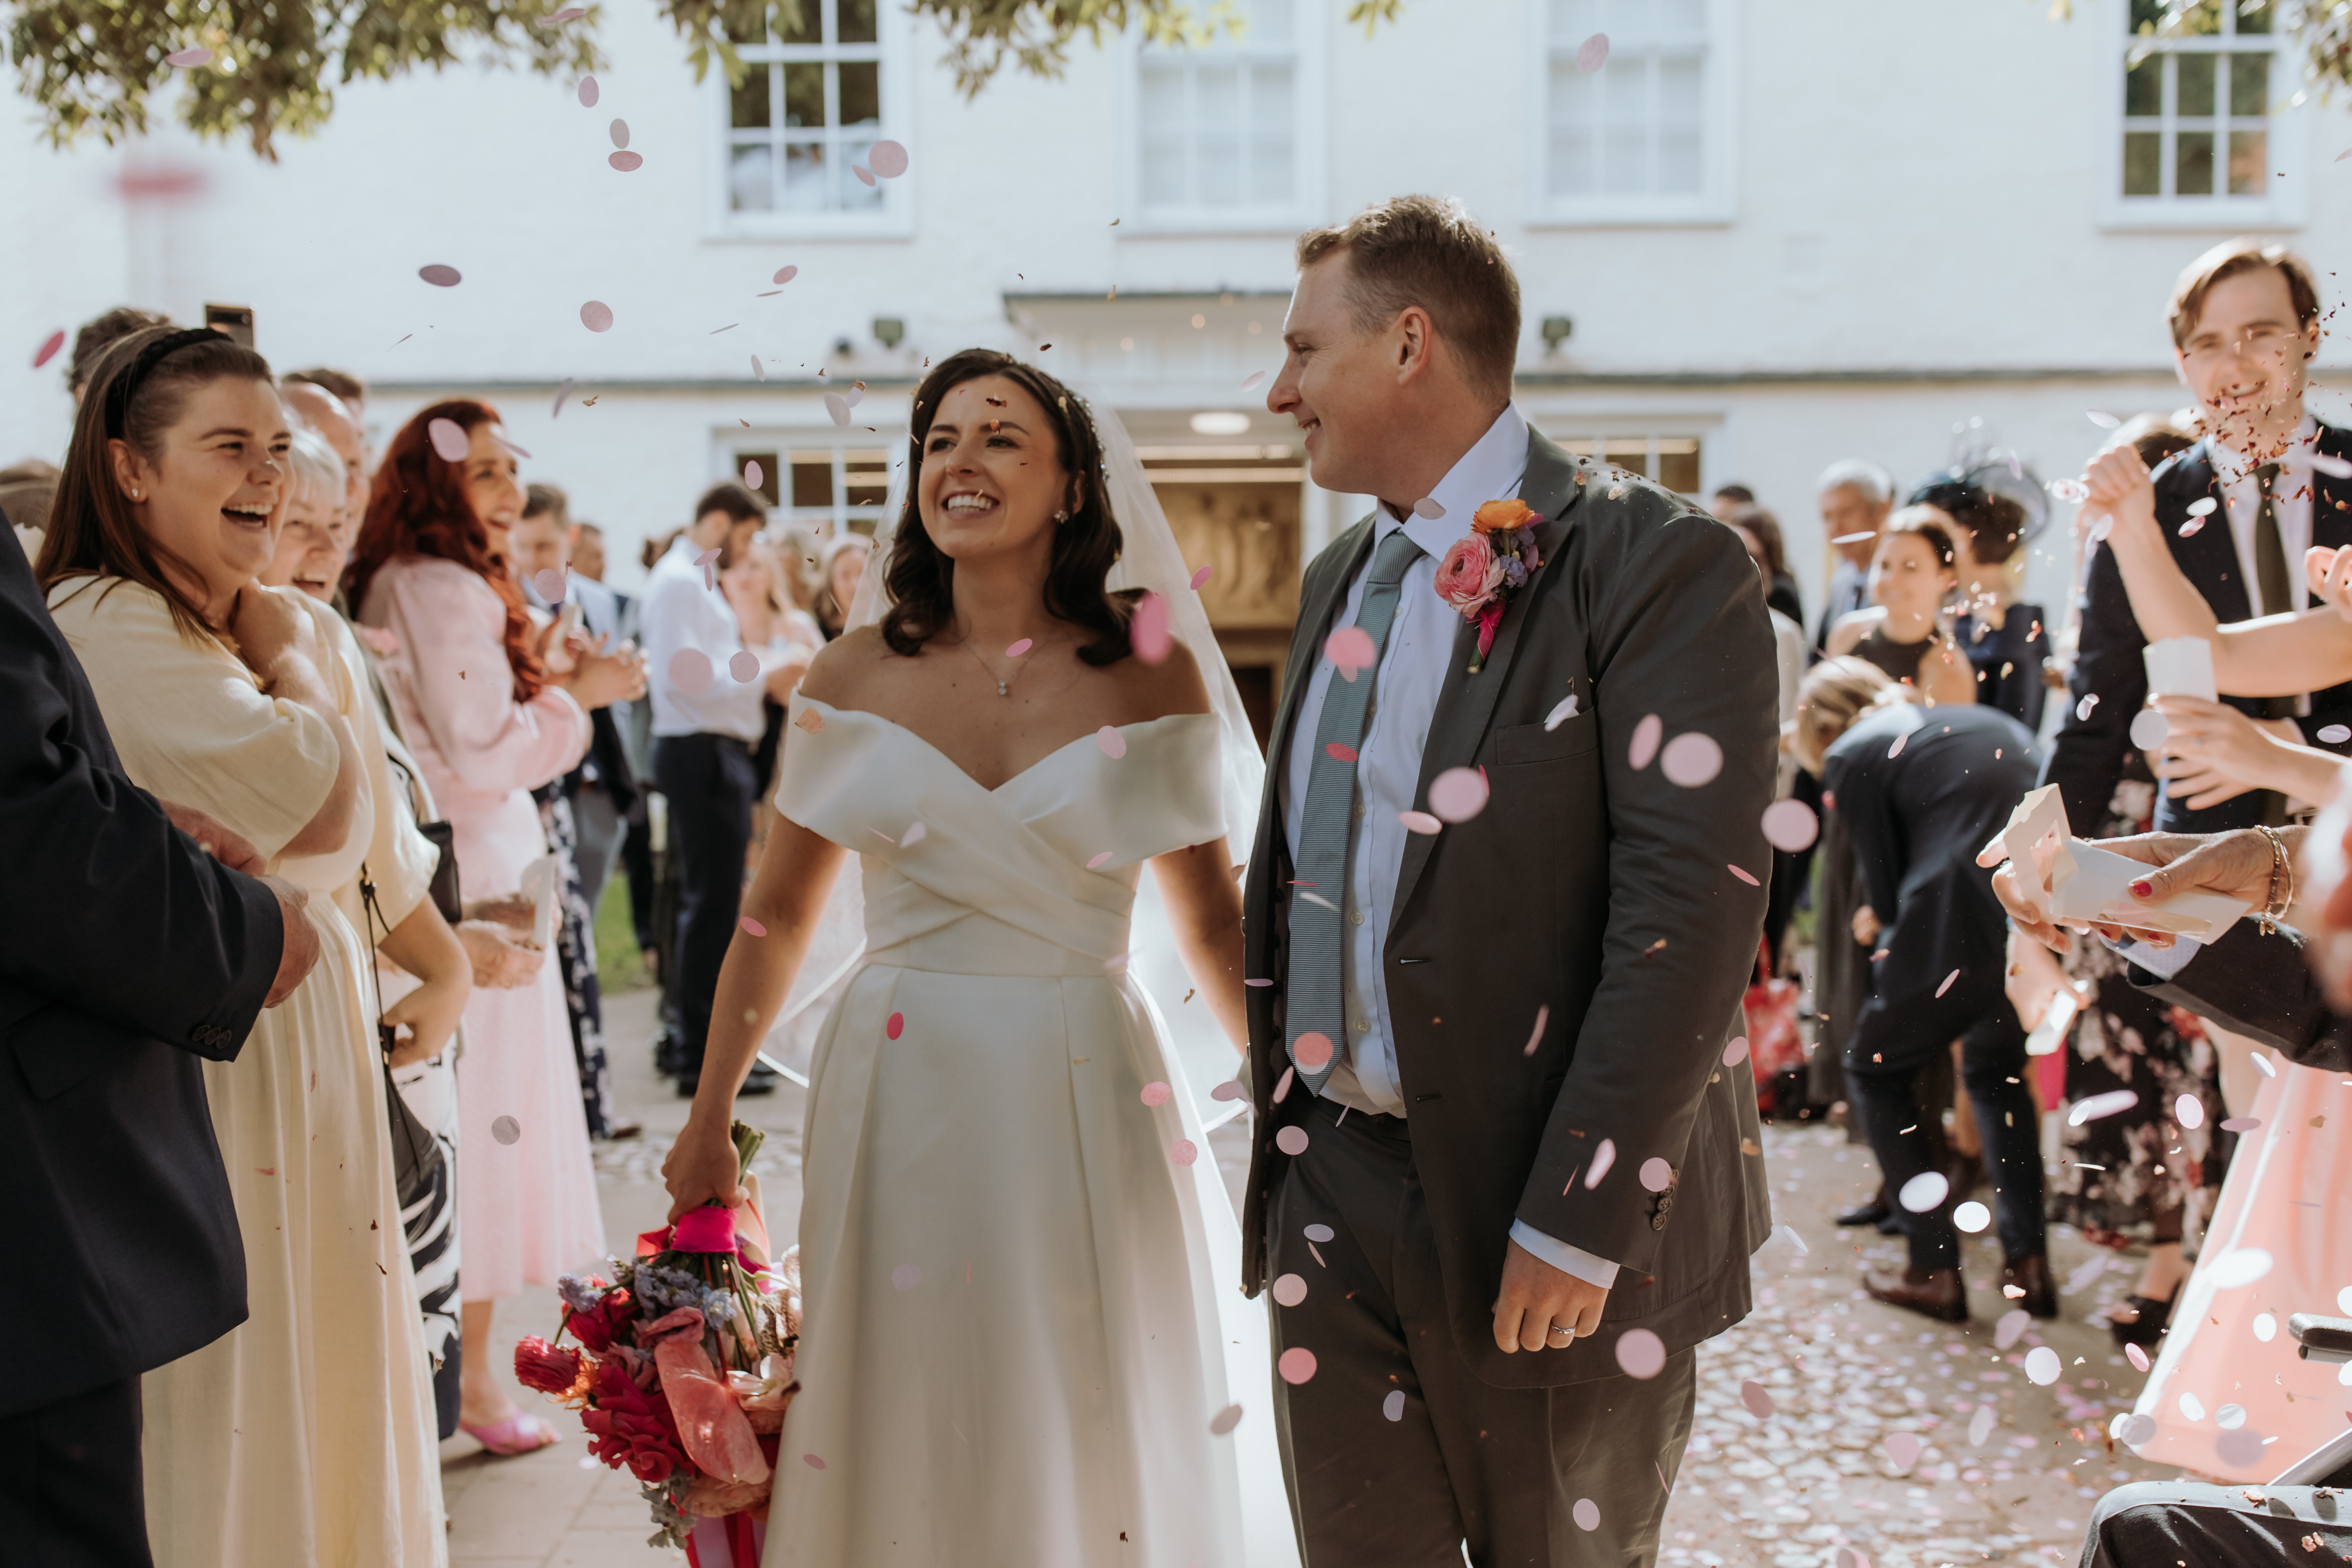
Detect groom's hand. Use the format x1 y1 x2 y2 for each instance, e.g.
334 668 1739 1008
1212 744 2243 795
1492 1239 1608 1353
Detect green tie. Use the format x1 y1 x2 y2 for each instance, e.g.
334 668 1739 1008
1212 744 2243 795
2252 463 2296 722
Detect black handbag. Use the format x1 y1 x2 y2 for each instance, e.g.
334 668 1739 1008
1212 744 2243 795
360 864 447 1217
417 820 463 926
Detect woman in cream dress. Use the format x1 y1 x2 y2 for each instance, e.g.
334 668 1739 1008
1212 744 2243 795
39 329 449 1565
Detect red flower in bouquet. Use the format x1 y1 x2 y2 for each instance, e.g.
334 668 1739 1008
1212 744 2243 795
581 1357 692 1484
514 1336 584 1400
566 1286 634 1353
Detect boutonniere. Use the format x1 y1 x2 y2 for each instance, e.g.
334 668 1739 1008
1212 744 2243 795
1434 498 1544 673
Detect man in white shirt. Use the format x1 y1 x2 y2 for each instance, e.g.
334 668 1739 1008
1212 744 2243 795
1811 459 1895 657
641 483 811 1095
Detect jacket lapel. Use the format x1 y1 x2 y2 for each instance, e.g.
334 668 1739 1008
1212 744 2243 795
1389 429 1586 936
2156 442 2251 623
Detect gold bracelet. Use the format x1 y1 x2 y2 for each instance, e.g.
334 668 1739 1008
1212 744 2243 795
2256 825 2294 934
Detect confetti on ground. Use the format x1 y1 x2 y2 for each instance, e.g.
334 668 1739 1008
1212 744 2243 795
1428 766 1488 822
1277 1348 1318 1385
1096 725 1128 759
491 1115 522 1145
1884 1431 1923 1471
1629 713 1663 769
1661 732 1723 787
580 300 614 332
427 418 471 461
739 915 767 937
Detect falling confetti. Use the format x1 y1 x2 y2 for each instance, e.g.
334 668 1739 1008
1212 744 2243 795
1614 1328 1665 1379
1271 1273 1308 1308
1968 1406 1996 1446
2254 1312 2277 1341
1277 1347 1318 1385
1324 742 1359 763
1291 1032 1334 1072
1189 564 1213 590
1727 863 1759 886
825 391 852 427
1137 1082 1173 1109
493 433 533 461
743 458 764 491
1522 1004 1550 1056
802 1453 826 1470
1382 1390 1406 1422
31 328 66 370
427 418 471 461
2115 1412 2157 1446
1576 32 1609 71
1086 850 1115 869
1243 371 1267 391
1428 766 1488 822
899 821 926 848
491 1115 522 1145
2069 1088 2138 1125
2252 1050 2277 1077
739 915 767 937
167 46 215 67
668 649 713 694
1132 591 1172 664
2048 477 2088 503
1739 1379 1773 1419
545 7 586 21
1210 1080 1245 1102
1953 1200 1990 1233
1629 713 1663 769
2125 1342 2150 1372
2175 1092 2205 1129
580 300 614 332
2322 724 2352 744
2207 1246 2274 1288
885 1011 904 1040
2076 693 2100 721
1398 809 1442 835
851 164 875 186
729 650 761 683
1760 798 1819 851
1303 1223 1335 1243
609 118 630 149
2180 514 2207 538
2023 1346 2061 1385
1572 1498 1602 1531
868 139 910 178
1638 1157 1673 1192
1585 1138 1616 1188
1935 968 1960 997
418 264 462 288
1883 1432 1923 1471
1721 1037 1750 1066
1659 732 1723 787
1325 625 1378 679
1170 1138 1199 1166
892 1263 920 1290
1412 497 1446 520
2087 410 2122 429
533 568 566 602
1095 725 1128 759
1898 1171 1948 1212
551 378 573 418
1887 729 1908 759
2129 708 2169 749
577 76 599 107
1209 1403 1244 1435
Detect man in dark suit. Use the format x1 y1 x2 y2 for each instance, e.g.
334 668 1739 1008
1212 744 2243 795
0 520 315 1566
2045 238 2352 836
1245 196 1776 1566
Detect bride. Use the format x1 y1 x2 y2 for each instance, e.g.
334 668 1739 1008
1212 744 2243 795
661 350 1298 1566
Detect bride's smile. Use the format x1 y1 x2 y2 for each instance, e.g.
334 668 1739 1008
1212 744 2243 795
916 374 1081 562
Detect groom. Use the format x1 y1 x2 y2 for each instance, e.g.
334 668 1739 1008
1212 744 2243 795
1241 195 1777 1566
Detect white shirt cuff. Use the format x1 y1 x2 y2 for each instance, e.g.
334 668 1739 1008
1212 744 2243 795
2107 934 2204 981
1508 1220 1621 1288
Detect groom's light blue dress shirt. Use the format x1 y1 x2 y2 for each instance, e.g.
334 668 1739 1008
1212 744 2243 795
1281 406 1620 1289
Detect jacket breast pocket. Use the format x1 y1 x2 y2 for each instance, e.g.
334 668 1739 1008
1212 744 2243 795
1495 714 1597 766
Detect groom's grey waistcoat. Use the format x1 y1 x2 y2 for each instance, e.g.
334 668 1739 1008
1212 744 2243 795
1241 427 1777 1390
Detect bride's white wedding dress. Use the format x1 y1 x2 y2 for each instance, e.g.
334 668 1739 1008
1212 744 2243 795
764 694 1299 1568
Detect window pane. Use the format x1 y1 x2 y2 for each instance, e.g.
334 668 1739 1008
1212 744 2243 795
838 61 880 126
1657 126 1700 192
1549 127 1596 195
2177 129 2215 194
2175 0 2222 34
1140 63 1185 131
1550 54 1597 123
738 452 781 507
731 66 774 130
2123 129 2162 194
1197 63 1241 121
1658 443 1701 495
1198 131 1242 205
1142 136 1186 205
1247 0 1296 44
2177 53 2215 116
2125 55 2162 116
783 141 829 209
837 136 885 206
783 62 826 128
837 0 879 44
729 142 776 210
2229 127 2268 192
2236 0 2273 32
790 456 834 509
2230 51 2269 114
1657 53 1701 121
1251 132 1294 201
1602 126 1647 194
1550 0 1600 41
1253 63 1293 126
2129 0 2165 31
769 0 817 43
844 451 889 507
1655 0 1707 30
724 7 767 43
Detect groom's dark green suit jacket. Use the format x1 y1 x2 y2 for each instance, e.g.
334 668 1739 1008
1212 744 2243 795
1241 426 1778 1390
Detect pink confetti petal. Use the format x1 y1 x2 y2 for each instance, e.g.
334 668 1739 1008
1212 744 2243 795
1277 1347 1318 1385
1935 968 1960 997
1613 1327 1665 1379
667 648 712 694
1244 977 1273 987
418 264 462 288
2124 1341 2150 1372
751 355 765 381
892 1263 920 1290
607 150 643 171
868 139 910 178
1086 850 1114 870
899 821 926 849
1095 725 1127 759
885 1011 904 1040
167 46 214 68
1887 729 1909 759
1189 564 1213 590
743 458 764 491
1572 1498 1601 1531
1291 1031 1334 1072
491 1114 522 1144
1412 497 1446 520
2024 1346 2060 1385
2179 516 2206 538
1884 1432 1923 1471
577 75 599 107
1324 742 1358 763
1898 1171 1949 1211
852 164 876 186
427 418 472 462
729 650 761 683
1209 1402 1244 1435
1170 1138 1199 1166
1728 863 1759 886
2221 1115 2264 1132
1242 371 1267 391
1576 32 1609 71
1522 1003 1550 1056
1304 1223 1334 1242
1139 1080 1172 1107
2068 1088 2139 1125
1638 1157 1673 1192
1722 1036 1750 1066
1271 1272 1308 1307
1427 766 1488 823
551 378 573 417
1210 1079 1246 1102
1659 732 1722 787
824 392 852 428
1629 713 1663 769
32 328 65 370
1740 1379 1773 1419
1760 799 1819 851
1132 591 1172 664
1584 1137 1616 1188
773 265 798 285
1271 1065 1296 1103
1275 1125 1309 1156
739 915 767 937
1383 1388 1407 1421
1325 624 1377 678
801 1452 825 1470
1398 809 1443 835
580 299 614 333
2320 724 2351 744
545 7 586 21
532 568 567 602
492 433 533 461
609 117 630 150
2087 409 2122 429
2048 476 2088 503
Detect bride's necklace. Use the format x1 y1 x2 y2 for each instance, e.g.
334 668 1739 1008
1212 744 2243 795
957 630 1048 698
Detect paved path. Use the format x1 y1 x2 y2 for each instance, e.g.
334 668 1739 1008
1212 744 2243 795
444 988 2185 1567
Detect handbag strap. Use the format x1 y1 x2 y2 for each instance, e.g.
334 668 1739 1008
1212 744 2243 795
358 863 395 1060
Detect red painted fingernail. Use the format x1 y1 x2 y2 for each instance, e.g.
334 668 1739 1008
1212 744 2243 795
2130 880 2153 897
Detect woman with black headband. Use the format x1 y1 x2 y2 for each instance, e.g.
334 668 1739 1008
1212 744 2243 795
1909 476 2050 733
37 326 450 1567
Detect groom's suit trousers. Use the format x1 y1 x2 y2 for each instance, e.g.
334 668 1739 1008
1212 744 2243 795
1267 1093 1696 1568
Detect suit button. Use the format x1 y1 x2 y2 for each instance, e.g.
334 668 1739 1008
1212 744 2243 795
1652 1214 1668 1232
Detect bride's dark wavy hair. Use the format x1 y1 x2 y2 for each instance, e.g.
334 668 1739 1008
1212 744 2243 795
880 349 1139 663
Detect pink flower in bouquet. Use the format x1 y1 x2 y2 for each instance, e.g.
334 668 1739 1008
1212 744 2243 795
566 1286 634 1353
1433 536 1505 616
682 1472 773 1520
514 1335 584 1399
655 1329 772 1487
581 1357 691 1483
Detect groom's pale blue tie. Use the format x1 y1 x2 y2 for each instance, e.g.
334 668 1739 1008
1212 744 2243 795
1289 527 1424 1096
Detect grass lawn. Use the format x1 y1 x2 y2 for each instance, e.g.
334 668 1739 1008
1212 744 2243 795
595 872 653 995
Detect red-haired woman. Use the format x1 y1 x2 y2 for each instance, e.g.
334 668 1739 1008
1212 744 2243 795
349 399 643 1452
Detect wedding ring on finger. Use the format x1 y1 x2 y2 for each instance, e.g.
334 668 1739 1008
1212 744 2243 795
1547 1324 1573 1340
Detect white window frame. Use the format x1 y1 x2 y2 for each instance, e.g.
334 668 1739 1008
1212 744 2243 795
701 0 914 242
724 430 903 537
1114 0 1328 236
1523 0 1738 228
2100 0 2305 231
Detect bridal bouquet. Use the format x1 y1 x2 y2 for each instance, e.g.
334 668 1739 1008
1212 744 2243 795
513 1121 800 1567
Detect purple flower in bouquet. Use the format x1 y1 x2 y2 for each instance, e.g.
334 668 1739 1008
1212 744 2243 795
558 1272 611 1315
1499 555 1528 589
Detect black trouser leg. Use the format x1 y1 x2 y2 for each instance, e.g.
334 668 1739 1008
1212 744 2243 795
652 734 755 1080
1267 1094 1696 1568
1958 1006 2045 1263
0 1378 154 1568
622 793 657 959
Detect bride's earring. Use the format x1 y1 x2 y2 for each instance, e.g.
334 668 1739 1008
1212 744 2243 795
1054 509 1070 525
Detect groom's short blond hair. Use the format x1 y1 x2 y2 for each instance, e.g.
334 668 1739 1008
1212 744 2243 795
1296 195 1520 402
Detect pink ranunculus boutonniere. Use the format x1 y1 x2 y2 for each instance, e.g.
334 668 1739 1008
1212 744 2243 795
1437 498 1545 672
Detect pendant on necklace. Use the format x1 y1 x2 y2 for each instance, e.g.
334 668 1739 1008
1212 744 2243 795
997 680 1008 697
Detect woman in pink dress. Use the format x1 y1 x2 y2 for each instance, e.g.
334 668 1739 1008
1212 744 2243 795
349 400 646 1452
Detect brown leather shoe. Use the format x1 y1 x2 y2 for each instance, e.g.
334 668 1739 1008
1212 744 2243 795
1863 1265 1968 1322
2001 1253 2058 1319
